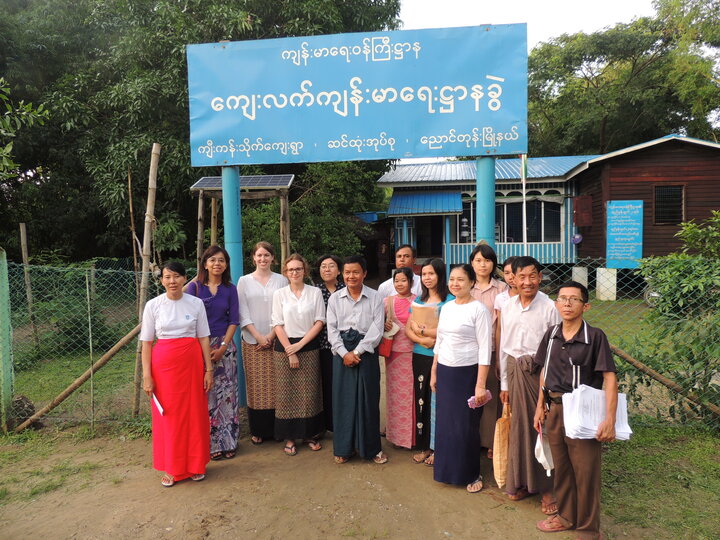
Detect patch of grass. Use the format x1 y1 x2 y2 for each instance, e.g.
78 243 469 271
602 419 720 539
0 487 8 501
585 297 650 344
28 477 65 497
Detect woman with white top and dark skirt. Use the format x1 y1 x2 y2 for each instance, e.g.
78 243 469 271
272 254 326 456
431 264 492 493
237 241 288 444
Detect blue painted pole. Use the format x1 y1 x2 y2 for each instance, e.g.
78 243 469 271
221 166 246 406
444 215 451 280
476 157 497 250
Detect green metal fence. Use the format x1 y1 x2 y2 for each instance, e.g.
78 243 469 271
3 257 719 431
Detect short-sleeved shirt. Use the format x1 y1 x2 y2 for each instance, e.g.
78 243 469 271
139 293 210 341
237 272 288 343
409 294 455 356
434 300 492 367
534 321 616 393
186 281 240 337
271 284 326 338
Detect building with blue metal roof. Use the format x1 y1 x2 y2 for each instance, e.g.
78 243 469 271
377 155 599 265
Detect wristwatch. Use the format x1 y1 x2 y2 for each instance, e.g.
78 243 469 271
353 349 360 356
220 341 227 347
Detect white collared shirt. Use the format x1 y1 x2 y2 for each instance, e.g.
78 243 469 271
237 272 288 343
499 291 560 390
326 285 384 357
271 284 326 338
376 272 422 299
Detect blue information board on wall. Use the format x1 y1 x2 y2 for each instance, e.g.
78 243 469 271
187 25 527 166
606 201 644 269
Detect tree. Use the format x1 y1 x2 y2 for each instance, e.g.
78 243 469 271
528 15 720 155
0 78 47 179
1 0 400 261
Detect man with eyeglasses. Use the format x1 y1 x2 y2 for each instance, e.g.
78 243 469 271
533 281 617 539
499 256 560 513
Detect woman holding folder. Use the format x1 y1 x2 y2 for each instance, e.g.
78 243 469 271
140 261 214 487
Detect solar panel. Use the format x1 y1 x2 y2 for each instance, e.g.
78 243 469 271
190 174 294 191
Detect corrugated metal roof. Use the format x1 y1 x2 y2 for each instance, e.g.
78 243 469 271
387 191 463 216
378 156 599 186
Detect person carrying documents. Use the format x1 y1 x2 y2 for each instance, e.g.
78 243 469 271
533 281 618 539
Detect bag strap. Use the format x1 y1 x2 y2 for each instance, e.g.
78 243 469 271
542 324 560 392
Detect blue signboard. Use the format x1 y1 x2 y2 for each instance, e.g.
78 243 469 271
187 25 527 166
606 201 644 269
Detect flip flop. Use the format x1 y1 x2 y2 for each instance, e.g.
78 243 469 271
211 452 224 461
334 455 349 464
507 488 530 501
191 474 205 482
161 474 175 487
424 453 434 467
536 515 572 533
412 450 432 464
250 436 263 445
284 442 297 456
541 499 559 515
373 451 388 464
306 439 322 451
467 476 483 493
223 450 236 459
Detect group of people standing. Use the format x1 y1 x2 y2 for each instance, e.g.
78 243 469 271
141 240 617 540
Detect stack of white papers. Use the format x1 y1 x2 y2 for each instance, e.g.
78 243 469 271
562 385 632 440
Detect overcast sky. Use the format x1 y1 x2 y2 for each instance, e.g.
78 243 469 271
399 0 657 49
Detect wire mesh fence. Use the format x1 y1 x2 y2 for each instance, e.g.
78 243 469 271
3 257 719 432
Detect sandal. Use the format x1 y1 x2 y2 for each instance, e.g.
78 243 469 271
373 451 388 464
536 515 572 533
541 498 558 515
467 476 483 493
424 453 434 467
306 439 322 451
161 474 174 487
334 455 349 464
412 450 432 464
487 448 493 459
250 436 263 445
284 442 297 456
211 452 224 461
224 450 236 459
191 474 205 482
507 488 530 501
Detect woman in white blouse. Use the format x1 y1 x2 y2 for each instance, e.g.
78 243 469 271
140 261 214 487
237 241 288 444
272 254 326 455
430 264 492 493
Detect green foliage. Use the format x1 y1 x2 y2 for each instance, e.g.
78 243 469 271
0 0 400 261
0 77 47 179
639 253 720 320
529 15 720 155
675 210 720 258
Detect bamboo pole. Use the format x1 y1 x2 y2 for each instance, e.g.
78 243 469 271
132 143 161 416
279 190 290 264
611 345 720 418
210 198 218 246
19 223 39 347
196 189 205 273
14 325 141 432
128 167 140 308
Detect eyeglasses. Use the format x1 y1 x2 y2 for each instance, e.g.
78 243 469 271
556 296 585 305
286 267 304 273
319 263 337 270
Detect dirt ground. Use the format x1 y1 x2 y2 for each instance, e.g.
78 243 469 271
0 432 579 540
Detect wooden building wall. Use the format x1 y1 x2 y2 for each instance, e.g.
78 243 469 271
575 141 720 259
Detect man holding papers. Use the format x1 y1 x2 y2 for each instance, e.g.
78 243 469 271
533 281 618 539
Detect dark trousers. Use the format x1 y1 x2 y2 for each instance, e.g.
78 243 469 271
412 353 433 450
546 402 602 539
